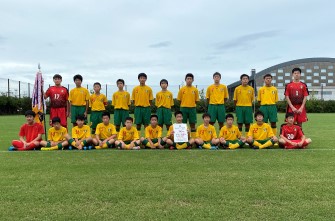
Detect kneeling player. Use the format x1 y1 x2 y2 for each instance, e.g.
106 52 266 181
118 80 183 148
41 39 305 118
246 111 278 149
195 113 219 149
92 112 117 149
41 117 69 150
219 114 246 149
115 117 141 150
279 112 312 149
140 115 164 149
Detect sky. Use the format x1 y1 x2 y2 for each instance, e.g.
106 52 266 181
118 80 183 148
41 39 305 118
1 0 335 89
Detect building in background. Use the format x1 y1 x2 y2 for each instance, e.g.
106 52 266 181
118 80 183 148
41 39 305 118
228 57 335 100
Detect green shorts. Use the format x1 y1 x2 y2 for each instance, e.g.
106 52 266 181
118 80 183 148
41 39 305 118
224 139 244 147
235 106 253 124
71 105 87 124
260 105 278 123
180 107 197 124
142 138 159 146
134 106 151 125
156 107 172 125
114 109 129 126
255 139 270 144
208 104 226 123
90 111 103 129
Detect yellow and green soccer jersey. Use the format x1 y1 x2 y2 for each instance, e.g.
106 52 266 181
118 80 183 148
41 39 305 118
68 87 90 106
219 125 241 140
48 126 67 142
95 123 117 139
257 86 278 105
196 124 217 141
155 91 174 108
177 86 199 107
206 84 229 104
145 125 162 139
90 93 108 111
131 85 153 107
72 125 91 139
233 85 254 106
112 91 131 110
118 127 140 141
247 123 274 140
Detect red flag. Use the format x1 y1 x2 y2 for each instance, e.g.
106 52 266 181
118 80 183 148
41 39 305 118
32 67 46 125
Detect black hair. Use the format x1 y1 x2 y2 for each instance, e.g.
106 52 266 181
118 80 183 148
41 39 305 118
185 73 194 80
125 117 133 123
102 111 110 119
225 113 234 120
240 74 249 80
160 79 168 85
138 73 147 79
116 79 125 85
93 82 101 87
52 117 61 124
285 112 295 119
263 74 272 79
150 114 158 120
73 74 83 82
213 72 221 78
53 74 62 80
24 110 36 117
202 113 211 119
254 110 264 119
76 114 85 121
292 67 302 74
174 111 183 117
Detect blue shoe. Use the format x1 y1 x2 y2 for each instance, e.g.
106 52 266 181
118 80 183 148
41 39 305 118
198 146 203 149
68 146 73 150
88 146 93 150
8 146 16 151
83 146 88 150
210 146 218 150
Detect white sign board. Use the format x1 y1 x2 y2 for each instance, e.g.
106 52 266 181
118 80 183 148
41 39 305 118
173 123 188 143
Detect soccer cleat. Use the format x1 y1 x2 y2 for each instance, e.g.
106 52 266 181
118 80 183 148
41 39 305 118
210 146 218 150
169 146 175 150
88 146 93 150
68 146 73 150
273 143 279 148
41 147 52 151
132 146 140 150
198 146 203 149
8 146 16 151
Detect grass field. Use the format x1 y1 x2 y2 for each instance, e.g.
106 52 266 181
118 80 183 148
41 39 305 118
1 113 335 220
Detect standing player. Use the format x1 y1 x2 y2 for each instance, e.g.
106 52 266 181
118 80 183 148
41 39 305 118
279 112 312 149
206 72 229 129
258 74 278 135
156 79 174 130
68 74 90 126
177 73 199 138
284 67 309 127
112 79 131 133
233 74 254 133
131 73 153 131
44 74 69 128
89 82 108 134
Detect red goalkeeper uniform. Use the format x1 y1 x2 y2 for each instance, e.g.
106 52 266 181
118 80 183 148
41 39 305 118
45 86 69 127
280 124 309 149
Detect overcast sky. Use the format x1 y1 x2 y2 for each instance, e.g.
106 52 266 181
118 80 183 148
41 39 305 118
1 0 335 88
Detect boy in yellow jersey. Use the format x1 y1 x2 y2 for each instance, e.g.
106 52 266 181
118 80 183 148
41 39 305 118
233 74 254 133
162 111 195 150
140 115 164 149
115 117 141 150
68 74 90 126
219 114 246 149
206 72 229 129
112 79 130 132
40 117 69 151
90 82 108 134
156 79 174 130
131 73 153 131
92 112 117 149
246 111 278 149
258 74 278 135
67 115 93 150
177 73 199 138
195 113 219 150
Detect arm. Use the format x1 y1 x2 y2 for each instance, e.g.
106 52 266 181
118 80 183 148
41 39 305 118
297 96 307 113
285 96 297 113
84 100 89 118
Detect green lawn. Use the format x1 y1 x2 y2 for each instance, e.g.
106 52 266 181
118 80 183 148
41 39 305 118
0 114 335 220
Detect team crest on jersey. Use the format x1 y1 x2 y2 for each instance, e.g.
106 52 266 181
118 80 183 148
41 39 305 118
248 90 251 94
300 86 303 89
263 128 267 132
192 91 195 94
272 91 275 94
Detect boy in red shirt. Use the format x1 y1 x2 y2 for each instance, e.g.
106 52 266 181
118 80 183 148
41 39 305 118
279 112 312 149
9 110 45 151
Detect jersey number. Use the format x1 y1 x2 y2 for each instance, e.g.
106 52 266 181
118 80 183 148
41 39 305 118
287 134 294 140
54 94 60 99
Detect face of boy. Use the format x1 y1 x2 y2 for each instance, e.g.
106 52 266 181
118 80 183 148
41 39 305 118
175 114 183 123
25 115 34 124
256 115 264 123
241 77 249 85
117 82 124 90
292 71 301 81
102 116 110 124
203 116 210 124
94 84 101 93
139 76 146 84
185 77 193 86
53 122 61 130
160 82 168 90
151 117 158 126
213 75 221 84
75 79 82 87
226 118 234 126
76 119 84 127
264 77 272 86
53 78 62 86
125 120 132 129
287 116 294 124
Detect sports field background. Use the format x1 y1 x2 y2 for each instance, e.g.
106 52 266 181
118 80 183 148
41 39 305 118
1 113 335 220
